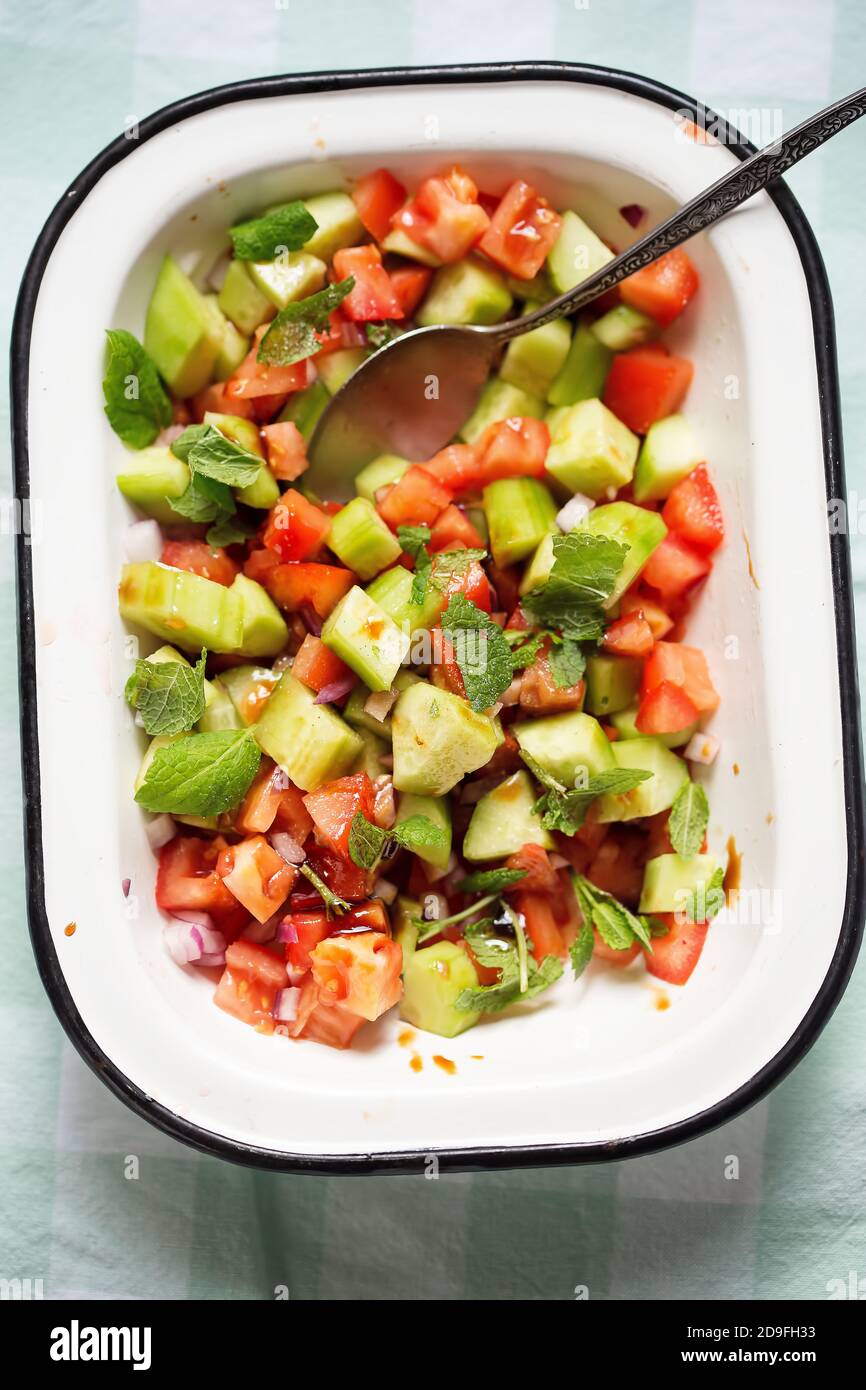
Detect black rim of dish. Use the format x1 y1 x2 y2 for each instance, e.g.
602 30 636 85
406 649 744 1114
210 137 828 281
11 61 866 1175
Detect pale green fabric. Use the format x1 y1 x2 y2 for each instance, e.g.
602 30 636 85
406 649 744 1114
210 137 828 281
1 0 865 1300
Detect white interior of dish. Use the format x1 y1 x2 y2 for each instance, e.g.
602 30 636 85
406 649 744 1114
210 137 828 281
25 78 846 1157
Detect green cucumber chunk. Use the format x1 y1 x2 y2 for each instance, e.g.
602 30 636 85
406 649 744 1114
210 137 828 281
392 683 498 796
639 853 720 915
546 210 614 294
351 727 389 779
633 414 703 503
218 259 275 335
119 562 243 654
300 191 364 262
204 297 250 380
116 447 190 525
463 770 553 862
499 301 572 398
400 938 480 1037
354 454 411 502
416 258 512 327
144 255 222 398
365 566 443 634
321 586 409 692
197 675 242 732
380 224 443 267
278 379 330 441
581 501 667 606
515 710 615 787
483 477 558 566
459 377 545 445
545 397 640 498
231 574 289 658
218 665 277 725
584 653 642 716
609 703 696 749
328 497 402 580
595 737 689 822
202 410 263 455
248 253 327 311
547 323 613 407
396 792 452 869
316 347 369 395
253 671 362 791
591 305 657 352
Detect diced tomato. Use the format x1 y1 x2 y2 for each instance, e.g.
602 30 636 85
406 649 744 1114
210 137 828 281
352 167 407 242
305 842 374 903
645 913 709 985
592 931 642 967
243 546 279 583
505 604 530 631
190 381 255 421
429 505 485 552
272 783 314 842
662 465 724 553
462 936 501 987
641 532 711 604
602 611 654 659
263 490 332 562
438 555 493 613
263 562 354 619
155 837 248 936
519 645 585 713
474 416 550 485
332 244 404 322
636 680 699 735
260 421 309 482
389 264 433 316
218 835 297 923
587 828 645 906
620 588 674 639
376 465 452 529
292 634 354 695
393 166 490 263
642 640 719 715
303 772 375 860
248 392 292 424
603 347 694 434
314 309 365 357
226 328 315 400
505 843 559 894
430 632 466 699
214 940 289 1031
553 821 609 877
160 541 239 587
311 931 402 1020
488 564 521 615
283 910 330 976
421 443 483 493
620 247 699 327
478 180 563 280
514 891 567 961
290 978 367 1048
236 760 286 835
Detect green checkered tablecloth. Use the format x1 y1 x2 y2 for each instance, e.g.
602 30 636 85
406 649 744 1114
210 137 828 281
3 0 865 1301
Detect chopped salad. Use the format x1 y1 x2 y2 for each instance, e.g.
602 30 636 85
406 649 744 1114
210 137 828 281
109 164 725 1050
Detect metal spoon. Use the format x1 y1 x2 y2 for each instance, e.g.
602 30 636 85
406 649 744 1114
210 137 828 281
308 86 866 497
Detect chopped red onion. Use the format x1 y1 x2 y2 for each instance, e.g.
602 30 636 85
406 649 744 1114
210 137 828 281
154 422 187 448
372 877 398 904
270 767 290 792
619 203 648 228
286 962 307 986
364 688 398 722
124 519 163 563
274 986 302 1022
300 603 323 636
372 775 396 829
121 878 131 898
488 701 503 719
277 917 300 944
145 814 176 851
164 918 226 967
556 493 595 532
315 674 356 704
270 831 305 866
198 950 227 968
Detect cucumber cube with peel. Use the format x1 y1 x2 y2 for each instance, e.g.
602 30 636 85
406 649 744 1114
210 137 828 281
400 938 480 1038
591 304 657 352
546 210 614 295
633 414 704 503
584 653 642 716
248 253 327 310
365 566 444 635
218 259 276 335
639 853 721 915
545 398 640 498
462 771 553 862
609 703 696 749
459 377 545 445
391 683 499 796
417 258 513 327
396 792 452 870
299 191 365 262
380 224 444 267
499 302 572 398
144 255 223 398
278 380 330 441
514 710 615 787
254 672 362 792
316 347 369 395
351 727 390 780
119 562 244 654
483 477 558 566
595 737 689 823
328 497 402 580
547 323 613 407
116 447 190 525
219 665 276 725
204 297 250 380
202 411 263 456
322 586 409 692
354 454 411 502
231 574 289 658
581 501 668 606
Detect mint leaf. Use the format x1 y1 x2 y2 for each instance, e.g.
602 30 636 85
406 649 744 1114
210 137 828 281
229 201 318 261
397 525 433 605
547 636 587 689
573 873 652 953
126 650 206 735
429 548 487 594
455 919 563 1013
169 424 210 463
103 330 172 449
168 473 236 524
455 867 527 895
366 321 399 348
522 531 629 642
668 781 709 859
257 279 356 366
172 423 262 488
392 814 449 859
525 754 652 836
680 866 725 925
206 515 256 548
440 593 514 712
348 811 389 871
569 918 594 979
299 861 350 917
507 631 546 670
135 727 260 815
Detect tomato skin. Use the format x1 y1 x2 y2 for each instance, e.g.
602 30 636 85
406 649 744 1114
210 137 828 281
263 561 355 619
311 931 403 1020
272 783 314 842
603 347 694 434
636 680 699 735
190 380 255 421
620 588 673 639
519 645 585 713
292 634 354 695
304 843 373 901
592 931 642 967
261 421 309 482
303 772 375 860
214 940 289 1031
263 490 332 562
218 835 297 922
156 837 247 936
389 264 433 316
473 416 550 485
662 465 724 553
642 640 719 714
332 244 404 322
160 541 239 587
352 167 406 241
438 555 493 612
430 633 467 699
641 532 711 604
514 891 567 960
290 978 367 1048
602 611 654 658
478 180 563 280
394 166 490 263
620 247 699 327
505 843 559 893
645 913 709 985
226 328 315 400
421 443 483 493
376 465 453 529
429 505 485 553
236 760 286 835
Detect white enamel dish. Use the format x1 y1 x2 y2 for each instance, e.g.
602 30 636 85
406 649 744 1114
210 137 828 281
12 64 865 1173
